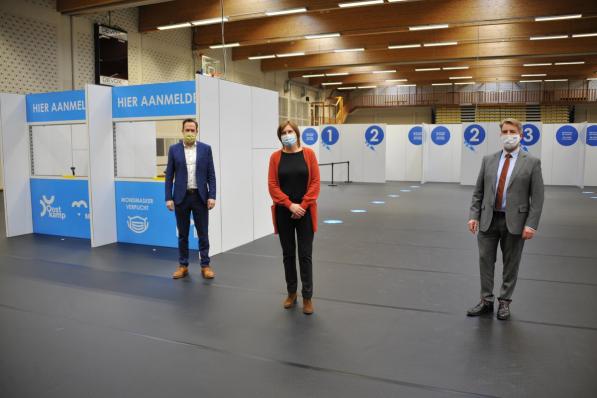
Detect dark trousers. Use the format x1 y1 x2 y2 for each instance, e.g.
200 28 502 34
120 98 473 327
477 211 525 302
175 191 210 267
276 206 314 299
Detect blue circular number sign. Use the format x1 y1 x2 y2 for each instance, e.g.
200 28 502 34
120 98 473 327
431 126 451 145
301 127 318 145
321 126 339 147
522 124 541 146
586 125 597 147
408 126 423 146
464 124 486 146
556 125 579 147
365 125 384 147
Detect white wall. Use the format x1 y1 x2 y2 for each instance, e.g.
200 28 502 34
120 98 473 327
422 124 462 183
584 124 597 186
115 121 157 178
541 123 585 186
386 124 422 181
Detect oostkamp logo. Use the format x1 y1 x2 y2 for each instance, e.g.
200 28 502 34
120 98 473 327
39 195 66 220
127 216 149 234
71 200 90 219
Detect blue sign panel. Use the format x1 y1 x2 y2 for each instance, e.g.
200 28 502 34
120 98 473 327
556 125 579 147
463 124 485 151
112 81 196 119
365 125 384 150
26 90 86 123
321 126 340 149
586 125 597 147
30 178 90 239
431 126 451 146
115 180 199 248
522 123 541 146
408 126 423 146
301 127 318 145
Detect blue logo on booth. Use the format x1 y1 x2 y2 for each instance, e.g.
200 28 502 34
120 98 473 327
321 126 339 150
112 80 196 119
463 124 485 152
431 126 450 145
556 125 579 147
586 125 597 147
115 181 199 248
30 178 90 239
301 128 318 145
26 90 86 123
365 125 384 150
521 123 541 151
408 126 423 146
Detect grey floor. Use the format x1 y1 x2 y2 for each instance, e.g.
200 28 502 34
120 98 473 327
1 182 596 398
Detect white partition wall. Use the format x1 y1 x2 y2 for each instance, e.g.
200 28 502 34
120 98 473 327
584 124 597 186
422 124 462 183
0 93 33 237
319 124 386 183
461 123 491 185
251 87 279 240
219 80 254 251
541 123 585 186
299 126 320 160
86 84 117 247
386 124 422 181
198 75 223 255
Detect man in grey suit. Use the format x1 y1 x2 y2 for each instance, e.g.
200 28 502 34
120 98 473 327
467 118 544 320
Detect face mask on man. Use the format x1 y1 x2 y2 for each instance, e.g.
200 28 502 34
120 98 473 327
183 133 196 146
281 133 297 147
501 134 521 151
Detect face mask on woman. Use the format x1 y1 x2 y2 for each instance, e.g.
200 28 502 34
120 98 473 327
281 133 297 147
501 134 521 151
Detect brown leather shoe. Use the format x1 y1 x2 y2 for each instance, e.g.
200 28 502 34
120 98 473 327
283 293 298 309
201 266 215 279
172 266 189 279
303 298 314 315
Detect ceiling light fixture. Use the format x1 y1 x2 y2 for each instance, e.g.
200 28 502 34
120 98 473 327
157 22 191 30
572 33 597 38
321 82 343 86
191 17 228 26
248 54 276 60
416 67 441 71
334 48 365 53
276 52 305 57
265 7 307 16
423 41 457 47
523 63 552 67
385 79 408 82
521 74 547 77
554 61 585 65
337 86 357 90
372 69 397 74
357 85 377 89
388 44 421 49
449 76 473 80
409 24 449 31
432 83 453 86
338 0 384 8
535 14 582 22
520 80 543 83
442 66 469 70
326 72 350 76
209 42 240 49
305 33 341 39
530 35 568 40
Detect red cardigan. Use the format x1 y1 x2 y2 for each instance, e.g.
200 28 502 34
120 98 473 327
268 147 320 234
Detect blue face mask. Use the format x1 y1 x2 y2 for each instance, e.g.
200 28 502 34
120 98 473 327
281 133 297 147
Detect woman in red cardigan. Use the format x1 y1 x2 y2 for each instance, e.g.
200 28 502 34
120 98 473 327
268 121 320 315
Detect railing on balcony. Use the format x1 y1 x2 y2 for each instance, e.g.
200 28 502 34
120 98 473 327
310 96 348 125
347 89 597 110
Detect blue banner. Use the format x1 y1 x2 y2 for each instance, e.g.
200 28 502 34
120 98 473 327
30 178 90 239
556 125 579 147
112 81 196 119
431 126 451 146
26 90 86 123
115 181 199 248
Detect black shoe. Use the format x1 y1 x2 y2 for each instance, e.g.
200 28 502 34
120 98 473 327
497 300 511 320
467 300 494 316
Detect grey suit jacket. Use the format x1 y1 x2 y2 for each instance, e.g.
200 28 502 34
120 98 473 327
469 150 545 235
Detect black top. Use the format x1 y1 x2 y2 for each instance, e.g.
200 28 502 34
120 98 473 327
278 150 308 204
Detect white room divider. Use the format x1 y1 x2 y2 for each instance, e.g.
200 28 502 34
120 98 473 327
299 126 320 160
422 124 462 183
584 123 597 187
0 93 32 237
87 84 117 247
386 124 422 181
541 123 585 187
319 124 386 183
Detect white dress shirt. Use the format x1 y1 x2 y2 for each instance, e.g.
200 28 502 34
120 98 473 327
184 143 197 189
494 147 520 211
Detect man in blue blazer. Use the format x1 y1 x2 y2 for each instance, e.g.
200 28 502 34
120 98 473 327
165 119 216 280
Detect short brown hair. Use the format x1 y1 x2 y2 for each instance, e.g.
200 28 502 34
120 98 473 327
499 118 522 133
182 118 198 130
277 120 301 147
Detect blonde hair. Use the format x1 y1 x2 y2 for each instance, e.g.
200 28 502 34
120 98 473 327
499 118 522 133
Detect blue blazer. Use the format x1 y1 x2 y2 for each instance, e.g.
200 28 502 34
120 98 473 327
165 141 216 205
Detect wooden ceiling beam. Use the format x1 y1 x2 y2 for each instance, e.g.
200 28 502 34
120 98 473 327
232 19 597 60
57 0 170 15
259 37 597 71
190 0 597 48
